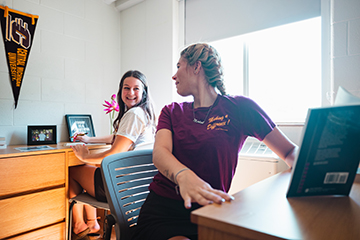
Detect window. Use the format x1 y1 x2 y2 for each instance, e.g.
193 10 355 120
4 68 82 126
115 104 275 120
210 17 321 123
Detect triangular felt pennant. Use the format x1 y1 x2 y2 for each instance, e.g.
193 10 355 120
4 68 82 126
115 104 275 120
0 6 38 109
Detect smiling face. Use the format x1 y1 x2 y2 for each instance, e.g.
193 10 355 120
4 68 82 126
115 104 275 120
172 57 196 97
121 76 144 109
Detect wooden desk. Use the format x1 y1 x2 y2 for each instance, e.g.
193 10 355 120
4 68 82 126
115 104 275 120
0 143 110 239
191 170 360 240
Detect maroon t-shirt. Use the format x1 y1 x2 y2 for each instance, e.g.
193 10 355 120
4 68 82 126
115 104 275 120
149 95 276 201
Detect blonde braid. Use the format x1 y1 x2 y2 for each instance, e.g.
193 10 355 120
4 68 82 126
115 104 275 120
181 43 227 95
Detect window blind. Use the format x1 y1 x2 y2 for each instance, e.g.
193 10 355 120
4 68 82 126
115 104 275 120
185 0 320 45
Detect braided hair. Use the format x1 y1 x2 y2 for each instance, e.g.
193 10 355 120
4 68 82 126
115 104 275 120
181 43 226 95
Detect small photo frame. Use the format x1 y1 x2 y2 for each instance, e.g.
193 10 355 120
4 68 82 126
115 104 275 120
65 114 96 141
27 125 57 145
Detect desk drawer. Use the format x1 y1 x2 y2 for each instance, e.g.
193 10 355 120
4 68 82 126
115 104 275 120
0 188 65 239
0 153 65 197
68 147 110 166
8 222 65 240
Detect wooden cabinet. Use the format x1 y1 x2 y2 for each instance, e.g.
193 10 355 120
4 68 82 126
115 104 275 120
0 143 110 239
8 223 66 240
0 153 65 197
1 188 66 239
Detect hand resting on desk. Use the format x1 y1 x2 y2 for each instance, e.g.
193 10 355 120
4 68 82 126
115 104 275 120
176 168 235 209
71 144 89 162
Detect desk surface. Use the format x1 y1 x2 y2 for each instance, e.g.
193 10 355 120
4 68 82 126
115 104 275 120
0 142 107 156
0 143 110 166
191 170 360 240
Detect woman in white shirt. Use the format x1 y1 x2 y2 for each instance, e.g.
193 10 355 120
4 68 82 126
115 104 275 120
69 70 156 240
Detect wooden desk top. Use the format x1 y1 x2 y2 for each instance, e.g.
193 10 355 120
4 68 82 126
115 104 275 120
191 170 360 240
0 143 110 166
0 143 108 156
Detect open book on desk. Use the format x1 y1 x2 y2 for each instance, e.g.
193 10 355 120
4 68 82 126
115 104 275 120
286 104 360 197
64 142 106 146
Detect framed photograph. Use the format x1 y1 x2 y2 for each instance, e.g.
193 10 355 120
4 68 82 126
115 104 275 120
65 114 96 141
27 125 57 145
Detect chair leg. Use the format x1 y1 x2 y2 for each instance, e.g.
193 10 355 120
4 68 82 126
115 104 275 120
68 200 76 240
104 214 116 240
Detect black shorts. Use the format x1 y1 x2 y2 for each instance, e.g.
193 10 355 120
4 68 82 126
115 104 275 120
94 167 107 202
131 190 200 240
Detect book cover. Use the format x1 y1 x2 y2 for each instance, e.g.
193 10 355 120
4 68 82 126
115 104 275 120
287 104 360 197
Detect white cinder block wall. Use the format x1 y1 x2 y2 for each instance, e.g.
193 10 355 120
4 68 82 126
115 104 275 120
1 0 359 146
119 0 179 116
0 0 121 145
331 0 360 98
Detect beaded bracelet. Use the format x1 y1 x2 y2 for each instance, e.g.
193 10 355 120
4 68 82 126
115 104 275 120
174 167 190 195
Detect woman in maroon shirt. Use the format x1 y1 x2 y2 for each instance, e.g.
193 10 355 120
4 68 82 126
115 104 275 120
132 43 298 240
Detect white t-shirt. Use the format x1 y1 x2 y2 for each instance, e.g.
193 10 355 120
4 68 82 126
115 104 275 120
116 107 155 149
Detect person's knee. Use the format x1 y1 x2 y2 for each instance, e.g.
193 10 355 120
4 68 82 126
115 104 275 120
69 165 83 177
168 237 190 240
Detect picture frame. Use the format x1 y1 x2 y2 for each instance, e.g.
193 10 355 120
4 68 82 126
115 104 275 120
27 125 57 145
65 114 96 141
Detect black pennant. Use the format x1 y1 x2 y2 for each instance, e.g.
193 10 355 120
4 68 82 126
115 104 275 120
0 6 38 109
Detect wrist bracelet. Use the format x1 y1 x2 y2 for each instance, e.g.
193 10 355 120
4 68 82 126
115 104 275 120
174 167 190 185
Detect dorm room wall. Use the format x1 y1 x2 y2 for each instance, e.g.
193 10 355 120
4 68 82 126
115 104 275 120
0 0 121 145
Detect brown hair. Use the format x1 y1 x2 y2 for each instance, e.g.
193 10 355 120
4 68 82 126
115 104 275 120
113 70 156 131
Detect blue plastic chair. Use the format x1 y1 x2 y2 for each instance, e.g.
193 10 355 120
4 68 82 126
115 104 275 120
101 149 157 240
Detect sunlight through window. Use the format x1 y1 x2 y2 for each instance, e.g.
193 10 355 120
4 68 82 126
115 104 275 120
211 17 321 123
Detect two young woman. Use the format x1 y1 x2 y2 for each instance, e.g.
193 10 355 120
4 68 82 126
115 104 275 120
131 43 298 240
70 43 297 240
68 70 156 239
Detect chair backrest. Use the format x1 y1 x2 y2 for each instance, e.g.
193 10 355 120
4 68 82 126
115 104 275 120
101 149 157 240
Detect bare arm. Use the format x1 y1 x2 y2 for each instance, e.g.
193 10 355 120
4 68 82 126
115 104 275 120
71 135 133 165
262 127 298 168
153 129 234 209
152 129 186 182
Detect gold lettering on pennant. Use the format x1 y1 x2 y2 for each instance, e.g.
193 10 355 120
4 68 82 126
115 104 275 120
16 67 24 87
17 48 28 66
2 7 38 109
5 13 32 49
5 12 12 41
8 52 17 81
12 18 31 48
